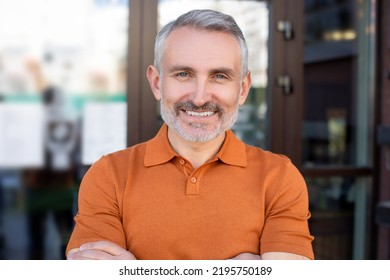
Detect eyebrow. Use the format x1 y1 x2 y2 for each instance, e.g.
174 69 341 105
167 65 236 77
210 67 235 78
167 65 195 73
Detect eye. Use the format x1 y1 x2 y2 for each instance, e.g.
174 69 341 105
176 72 189 78
214 73 228 80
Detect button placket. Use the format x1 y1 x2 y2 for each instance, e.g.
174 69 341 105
178 157 192 176
186 169 201 195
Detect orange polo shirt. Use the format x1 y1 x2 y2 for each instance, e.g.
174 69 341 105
67 124 314 259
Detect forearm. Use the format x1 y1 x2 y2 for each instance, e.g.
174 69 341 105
229 253 262 260
229 252 309 260
261 252 310 260
66 241 136 260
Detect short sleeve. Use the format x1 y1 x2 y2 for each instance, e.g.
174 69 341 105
66 156 126 253
260 161 314 259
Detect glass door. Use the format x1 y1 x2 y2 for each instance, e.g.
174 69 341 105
302 0 376 259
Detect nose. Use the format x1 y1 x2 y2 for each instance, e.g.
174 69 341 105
190 77 211 106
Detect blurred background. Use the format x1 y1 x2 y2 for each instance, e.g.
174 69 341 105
0 0 389 260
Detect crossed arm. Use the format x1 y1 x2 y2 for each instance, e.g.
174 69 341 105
66 240 309 260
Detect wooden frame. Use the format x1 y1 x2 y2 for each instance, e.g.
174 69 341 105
127 0 159 146
267 0 304 166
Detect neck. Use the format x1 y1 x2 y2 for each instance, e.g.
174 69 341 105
167 128 226 169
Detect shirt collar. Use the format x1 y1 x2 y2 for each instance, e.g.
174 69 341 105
144 124 177 167
144 124 248 167
216 129 248 167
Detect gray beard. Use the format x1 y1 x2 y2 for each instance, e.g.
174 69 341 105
160 101 238 143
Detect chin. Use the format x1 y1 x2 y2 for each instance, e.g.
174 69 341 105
181 126 223 143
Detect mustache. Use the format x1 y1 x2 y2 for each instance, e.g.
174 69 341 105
174 101 222 112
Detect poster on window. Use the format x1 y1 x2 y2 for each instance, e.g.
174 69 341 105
0 103 45 168
81 101 126 165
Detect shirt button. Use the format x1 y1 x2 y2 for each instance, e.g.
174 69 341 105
190 177 197 184
179 159 186 165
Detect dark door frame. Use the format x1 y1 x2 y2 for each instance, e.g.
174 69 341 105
267 0 304 166
127 0 159 146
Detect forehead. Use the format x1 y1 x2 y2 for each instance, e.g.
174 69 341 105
161 26 241 70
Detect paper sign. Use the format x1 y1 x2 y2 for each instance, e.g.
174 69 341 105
81 102 127 165
0 103 45 168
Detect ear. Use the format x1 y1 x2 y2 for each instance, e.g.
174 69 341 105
238 71 252 105
146 65 161 100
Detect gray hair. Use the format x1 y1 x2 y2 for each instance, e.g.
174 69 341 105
154 9 249 79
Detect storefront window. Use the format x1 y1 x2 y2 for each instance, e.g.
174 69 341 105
0 0 129 259
302 0 376 259
307 176 372 260
302 0 375 168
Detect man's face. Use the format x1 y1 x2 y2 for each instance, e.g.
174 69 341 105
148 26 251 143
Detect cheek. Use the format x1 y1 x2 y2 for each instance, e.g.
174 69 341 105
161 82 194 102
215 87 242 107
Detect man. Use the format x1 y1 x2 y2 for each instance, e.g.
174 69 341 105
66 9 314 260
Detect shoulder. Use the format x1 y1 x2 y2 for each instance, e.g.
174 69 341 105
243 144 306 190
81 142 148 195
244 143 292 168
106 142 146 160
101 142 147 171
83 141 148 179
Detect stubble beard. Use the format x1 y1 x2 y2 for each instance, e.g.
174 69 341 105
160 100 238 143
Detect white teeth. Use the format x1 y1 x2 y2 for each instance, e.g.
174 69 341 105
186 110 214 117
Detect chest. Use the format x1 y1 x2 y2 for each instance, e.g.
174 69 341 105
121 164 266 259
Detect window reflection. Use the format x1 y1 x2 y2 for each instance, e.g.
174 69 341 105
306 176 369 260
303 0 356 167
302 0 375 168
304 0 356 44
302 59 354 166
303 0 375 260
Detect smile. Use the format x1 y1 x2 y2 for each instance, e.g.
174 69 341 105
185 110 215 117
